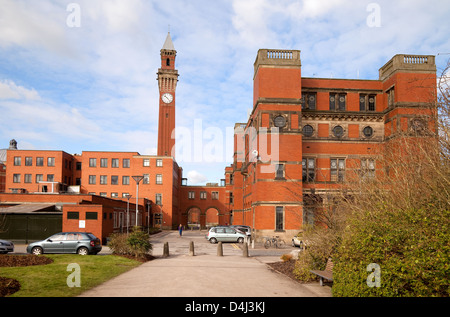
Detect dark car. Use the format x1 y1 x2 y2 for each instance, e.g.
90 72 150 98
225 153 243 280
0 239 14 254
26 232 102 255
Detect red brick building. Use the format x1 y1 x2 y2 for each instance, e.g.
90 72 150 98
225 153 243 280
226 50 436 241
0 33 437 243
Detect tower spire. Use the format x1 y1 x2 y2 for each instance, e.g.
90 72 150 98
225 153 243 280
162 31 175 51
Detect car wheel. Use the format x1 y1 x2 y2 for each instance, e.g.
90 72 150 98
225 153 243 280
77 247 89 255
31 247 43 255
209 238 217 244
237 237 244 244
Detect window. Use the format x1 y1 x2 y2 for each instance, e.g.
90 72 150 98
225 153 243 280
89 175 96 184
302 92 316 110
275 164 285 179
143 159 150 167
47 174 54 182
156 159 163 167
156 174 163 184
363 126 374 138
302 158 315 182
76 162 82 170
212 192 219 200
100 175 108 185
275 206 284 231
111 176 119 185
273 115 287 128
143 174 150 184
86 212 98 220
302 125 314 137
122 176 130 185
89 158 97 167
360 94 376 112
36 157 44 166
24 174 32 183
200 191 207 200
166 58 170 66
123 159 130 168
155 193 162 205
330 93 346 111
100 192 107 197
361 158 375 179
333 125 345 138
47 157 55 167
13 174 21 183
303 207 315 226
111 192 119 198
122 193 130 198
14 157 21 166
112 159 119 168
25 157 33 166
67 212 79 220
100 158 108 168
229 192 234 204
387 87 395 107
331 158 345 182
36 174 43 183
188 191 195 199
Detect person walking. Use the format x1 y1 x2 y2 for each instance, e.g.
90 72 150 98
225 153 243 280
178 224 183 237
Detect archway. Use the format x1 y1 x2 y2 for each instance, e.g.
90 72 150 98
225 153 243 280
205 207 220 228
186 207 201 230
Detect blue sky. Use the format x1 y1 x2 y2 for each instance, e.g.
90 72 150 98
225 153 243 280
0 0 449 184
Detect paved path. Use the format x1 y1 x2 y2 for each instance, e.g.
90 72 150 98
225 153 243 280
78 230 332 297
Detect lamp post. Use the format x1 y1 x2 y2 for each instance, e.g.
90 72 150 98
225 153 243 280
132 175 144 227
126 194 132 234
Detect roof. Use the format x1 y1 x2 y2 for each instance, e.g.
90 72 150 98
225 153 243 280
162 32 175 51
0 204 60 214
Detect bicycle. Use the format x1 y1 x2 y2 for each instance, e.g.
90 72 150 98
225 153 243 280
264 236 286 249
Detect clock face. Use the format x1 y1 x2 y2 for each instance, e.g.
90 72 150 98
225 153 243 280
161 93 173 104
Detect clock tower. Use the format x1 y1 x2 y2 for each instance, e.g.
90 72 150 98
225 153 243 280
157 32 179 157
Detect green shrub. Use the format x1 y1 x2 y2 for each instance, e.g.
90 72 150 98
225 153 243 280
108 226 152 259
333 205 450 297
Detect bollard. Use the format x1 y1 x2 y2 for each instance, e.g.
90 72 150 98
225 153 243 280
163 242 169 257
189 241 195 256
217 241 223 256
243 242 249 257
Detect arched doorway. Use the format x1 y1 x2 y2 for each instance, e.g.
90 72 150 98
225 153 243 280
205 207 220 228
187 207 201 230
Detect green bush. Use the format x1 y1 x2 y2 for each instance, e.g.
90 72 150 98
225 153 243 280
108 226 152 259
333 205 450 297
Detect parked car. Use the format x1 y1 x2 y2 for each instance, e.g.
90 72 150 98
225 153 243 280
26 232 102 255
292 231 308 250
0 239 14 254
229 225 252 238
206 226 246 244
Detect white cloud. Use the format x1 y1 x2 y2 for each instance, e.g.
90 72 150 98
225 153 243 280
0 80 41 100
187 170 208 185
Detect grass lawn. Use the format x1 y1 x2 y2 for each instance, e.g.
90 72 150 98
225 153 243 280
0 254 143 297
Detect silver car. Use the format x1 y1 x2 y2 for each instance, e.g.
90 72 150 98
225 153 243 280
0 239 14 254
206 226 246 244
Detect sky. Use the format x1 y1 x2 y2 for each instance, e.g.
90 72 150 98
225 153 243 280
0 0 449 185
